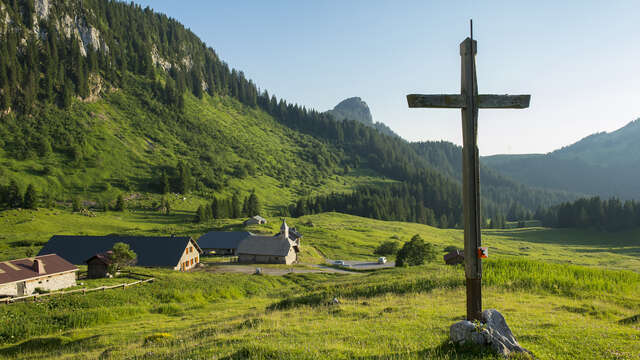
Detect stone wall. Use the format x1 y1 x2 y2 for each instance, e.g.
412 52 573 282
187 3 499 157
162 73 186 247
0 282 17 297
238 249 297 265
25 271 77 295
0 271 77 297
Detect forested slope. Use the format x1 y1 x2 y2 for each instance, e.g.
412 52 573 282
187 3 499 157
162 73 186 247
0 0 577 225
483 119 640 200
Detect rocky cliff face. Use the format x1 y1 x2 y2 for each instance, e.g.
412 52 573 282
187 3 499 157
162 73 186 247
326 97 400 138
3 0 110 56
327 97 374 126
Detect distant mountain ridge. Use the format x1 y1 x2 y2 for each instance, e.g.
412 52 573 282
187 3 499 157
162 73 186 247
483 118 640 200
326 97 400 138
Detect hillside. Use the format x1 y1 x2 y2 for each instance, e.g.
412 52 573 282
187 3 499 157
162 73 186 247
483 119 640 199
0 0 580 226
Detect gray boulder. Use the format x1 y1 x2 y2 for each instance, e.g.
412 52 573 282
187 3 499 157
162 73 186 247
449 309 533 358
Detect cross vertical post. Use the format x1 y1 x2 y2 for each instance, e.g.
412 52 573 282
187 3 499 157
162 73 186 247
460 36 482 321
406 21 530 322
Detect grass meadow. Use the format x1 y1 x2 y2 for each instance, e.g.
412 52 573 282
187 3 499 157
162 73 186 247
0 209 639 359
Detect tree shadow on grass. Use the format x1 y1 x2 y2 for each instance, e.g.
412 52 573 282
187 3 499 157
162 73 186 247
483 228 640 257
356 341 502 359
0 335 101 357
219 341 504 360
124 210 195 225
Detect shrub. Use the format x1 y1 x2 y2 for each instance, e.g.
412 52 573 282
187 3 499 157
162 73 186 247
396 234 437 267
114 194 125 211
72 198 81 212
144 332 173 345
374 241 400 256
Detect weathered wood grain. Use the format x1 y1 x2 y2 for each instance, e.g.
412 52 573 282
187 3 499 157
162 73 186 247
477 94 530 109
406 94 465 108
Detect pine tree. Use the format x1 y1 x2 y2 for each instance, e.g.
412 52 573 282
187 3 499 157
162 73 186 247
62 78 73 108
196 205 206 223
161 170 170 194
7 180 22 208
176 162 193 194
23 184 37 209
242 196 249 217
439 214 449 229
231 193 241 218
211 197 219 219
115 194 125 211
247 192 260 217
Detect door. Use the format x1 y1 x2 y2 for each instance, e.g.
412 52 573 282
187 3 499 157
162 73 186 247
17 281 26 296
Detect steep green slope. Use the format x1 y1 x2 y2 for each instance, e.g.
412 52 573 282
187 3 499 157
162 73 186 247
0 0 581 225
0 79 384 211
483 119 640 200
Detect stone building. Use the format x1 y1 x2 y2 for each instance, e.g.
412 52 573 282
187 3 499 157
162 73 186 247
243 215 267 226
0 254 78 297
197 231 253 256
237 219 300 265
39 235 201 271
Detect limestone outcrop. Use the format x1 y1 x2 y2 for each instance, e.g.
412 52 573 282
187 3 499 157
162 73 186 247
450 309 533 358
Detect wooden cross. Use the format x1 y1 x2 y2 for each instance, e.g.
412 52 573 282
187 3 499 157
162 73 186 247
406 21 530 321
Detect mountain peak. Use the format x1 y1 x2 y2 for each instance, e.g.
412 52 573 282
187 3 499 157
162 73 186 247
328 97 374 126
326 97 401 138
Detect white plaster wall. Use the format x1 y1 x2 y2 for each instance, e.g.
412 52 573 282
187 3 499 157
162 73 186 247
175 242 200 271
25 272 77 294
0 282 17 297
0 271 77 297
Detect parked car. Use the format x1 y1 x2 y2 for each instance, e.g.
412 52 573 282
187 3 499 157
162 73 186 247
378 257 387 264
333 260 345 266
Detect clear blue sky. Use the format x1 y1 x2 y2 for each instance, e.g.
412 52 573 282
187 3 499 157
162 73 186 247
134 0 640 155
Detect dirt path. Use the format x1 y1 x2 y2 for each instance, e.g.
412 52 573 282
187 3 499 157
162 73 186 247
198 263 354 275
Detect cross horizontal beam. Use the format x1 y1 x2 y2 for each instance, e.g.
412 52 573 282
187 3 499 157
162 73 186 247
407 94 530 109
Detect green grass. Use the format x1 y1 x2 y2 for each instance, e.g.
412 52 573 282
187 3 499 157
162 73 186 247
0 85 388 214
0 210 639 359
0 260 638 359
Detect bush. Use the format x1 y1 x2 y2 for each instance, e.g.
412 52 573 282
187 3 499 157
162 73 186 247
114 194 125 211
72 198 81 212
396 234 438 267
374 241 400 256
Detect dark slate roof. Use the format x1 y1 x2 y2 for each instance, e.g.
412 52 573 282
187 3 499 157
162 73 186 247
237 236 294 256
85 251 114 265
197 231 253 250
38 236 198 267
289 228 303 240
0 254 78 285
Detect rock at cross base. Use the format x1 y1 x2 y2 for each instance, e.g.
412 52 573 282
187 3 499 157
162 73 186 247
449 309 533 358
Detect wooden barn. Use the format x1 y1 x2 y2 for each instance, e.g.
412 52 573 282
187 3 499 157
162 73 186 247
85 251 113 278
39 235 202 272
0 254 78 297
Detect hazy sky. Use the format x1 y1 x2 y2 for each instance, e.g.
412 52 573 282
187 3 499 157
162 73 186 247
134 0 640 155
